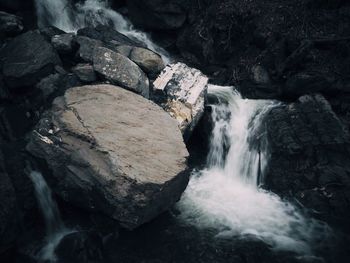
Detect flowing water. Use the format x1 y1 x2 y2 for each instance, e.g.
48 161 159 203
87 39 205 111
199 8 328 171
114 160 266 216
178 85 330 256
34 0 170 63
29 171 71 262
32 0 333 260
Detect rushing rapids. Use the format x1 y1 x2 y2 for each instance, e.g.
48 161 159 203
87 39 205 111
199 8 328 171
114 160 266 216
178 85 330 256
34 0 170 63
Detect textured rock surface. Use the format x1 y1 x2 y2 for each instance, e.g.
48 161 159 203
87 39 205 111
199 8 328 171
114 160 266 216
51 33 76 54
262 94 350 225
93 47 149 98
72 64 97 83
0 11 23 36
27 84 189 229
153 63 208 140
0 31 61 89
74 36 103 62
129 47 165 77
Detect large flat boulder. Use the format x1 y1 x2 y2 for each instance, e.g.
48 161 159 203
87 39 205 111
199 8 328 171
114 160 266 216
27 84 189 229
93 47 149 98
261 94 350 226
153 63 208 141
0 31 61 89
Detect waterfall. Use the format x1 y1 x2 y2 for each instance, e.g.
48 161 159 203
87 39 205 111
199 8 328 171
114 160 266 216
178 85 329 255
29 171 70 262
34 0 170 64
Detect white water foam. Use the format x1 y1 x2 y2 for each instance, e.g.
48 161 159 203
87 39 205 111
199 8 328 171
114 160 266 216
178 85 329 255
34 0 171 64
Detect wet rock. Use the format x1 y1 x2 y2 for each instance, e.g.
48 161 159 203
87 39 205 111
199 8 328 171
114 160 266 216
77 25 145 48
35 72 81 106
284 72 332 99
176 1 243 65
129 47 165 77
0 147 18 255
73 36 102 63
114 45 133 57
93 47 149 98
0 75 10 100
278 40 313 75
262 94 350 226
0 31 61 89
0 104 34 140
238 81 281 100
127 0 186 30
0 11 23 37
72 64 97 83
251 65 270 85
39 26 65 42
27 84 189 229
153 63 208 140
51 33 76 54
55 231 104 263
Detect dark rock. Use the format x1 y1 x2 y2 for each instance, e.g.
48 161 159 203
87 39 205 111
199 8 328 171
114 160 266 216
262 94 350 226
114 45 133 57
284 72 332 99
129 47 165 77
0 104 34 140
39 26 65 42
27 84 189 229
0 11 23 37
74 36 103 62
0 31 62 89
176 1 243 65
238 81 281 100
251 65 270 85
1 142 39 231
55 231 104 263
127 0 186 30
0 0 32 13
77 25 145 48
51 33 76 54
72 64 97 83
277 40 313 75
92 47 149 98
35 72 81 105
0 147 18 255
0 75 10 100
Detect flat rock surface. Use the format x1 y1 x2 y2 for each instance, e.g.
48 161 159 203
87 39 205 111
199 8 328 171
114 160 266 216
27 84 189 229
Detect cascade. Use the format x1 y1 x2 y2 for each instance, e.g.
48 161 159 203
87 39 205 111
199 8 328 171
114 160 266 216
34 0 170 63
178 85 328 255
29 171 70 262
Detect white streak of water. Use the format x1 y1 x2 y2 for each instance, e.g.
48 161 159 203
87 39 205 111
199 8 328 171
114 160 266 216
29 171 71 262
178 85 329 255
